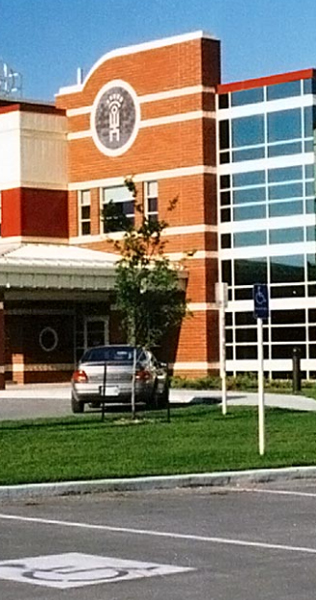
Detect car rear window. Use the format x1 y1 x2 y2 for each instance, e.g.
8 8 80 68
82 347 137 363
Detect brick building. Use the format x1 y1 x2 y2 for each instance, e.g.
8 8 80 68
1 30 315 387
0 32 220 386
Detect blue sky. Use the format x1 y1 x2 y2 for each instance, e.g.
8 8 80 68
1 0 316 101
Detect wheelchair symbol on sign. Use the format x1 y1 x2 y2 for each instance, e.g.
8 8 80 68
253 284 269 319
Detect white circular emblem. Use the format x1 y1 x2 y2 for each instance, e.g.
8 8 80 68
39 327 58 352
91 79 140 157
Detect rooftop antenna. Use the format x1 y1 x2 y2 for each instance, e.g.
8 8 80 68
0 59 23 98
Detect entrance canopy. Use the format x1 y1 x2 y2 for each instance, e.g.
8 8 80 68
0 242 118 291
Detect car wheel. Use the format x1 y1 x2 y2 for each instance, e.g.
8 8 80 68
71 393 84 414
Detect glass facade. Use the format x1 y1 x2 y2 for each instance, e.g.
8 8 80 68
218 76 316 378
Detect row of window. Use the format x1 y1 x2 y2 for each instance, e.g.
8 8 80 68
221 182 314 207
220 164 314 190
221 198 315 222
225 344 316 361
221 225 316 249
222 254 316 286
78 182 158 236
219 106 316 164
218 78 316 109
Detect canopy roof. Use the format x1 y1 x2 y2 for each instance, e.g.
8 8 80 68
0 242 118 291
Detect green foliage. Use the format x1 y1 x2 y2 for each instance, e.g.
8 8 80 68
104 177 188 347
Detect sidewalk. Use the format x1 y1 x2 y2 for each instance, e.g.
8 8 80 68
0 382 315 410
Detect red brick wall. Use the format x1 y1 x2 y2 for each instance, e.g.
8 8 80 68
57 35 221 376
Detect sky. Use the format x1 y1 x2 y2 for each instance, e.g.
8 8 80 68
1 0 316 102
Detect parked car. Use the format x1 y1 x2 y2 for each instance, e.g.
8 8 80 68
71 345 169 413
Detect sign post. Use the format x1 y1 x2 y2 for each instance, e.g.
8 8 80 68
216 282 228 415
253 284 269 455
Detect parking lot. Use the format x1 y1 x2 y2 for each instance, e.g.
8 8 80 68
1 479 316 599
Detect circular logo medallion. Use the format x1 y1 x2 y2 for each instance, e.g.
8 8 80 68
91 79 140 157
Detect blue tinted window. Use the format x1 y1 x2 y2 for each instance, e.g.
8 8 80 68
233 170 265 187
306 227 316 241
231 87 264 106
306 199 316 213
305 164 314 179
268 142 302 157
234 204 266 221
234 231 266 247
267 109 301 142
270 255 304 283
305 140 314 152
267 80 301 101
268 165 302 183
268 182 303 200
233 187 266 204
269 227 304 244
232 115 264 147
303 106 316 138
305 181 315 197
303 79 316 95
233 147 265 162
269 200 303 217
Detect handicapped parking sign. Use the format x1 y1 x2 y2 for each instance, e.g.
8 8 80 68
253 284 269 319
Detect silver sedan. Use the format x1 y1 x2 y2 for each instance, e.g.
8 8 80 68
71 345 169 413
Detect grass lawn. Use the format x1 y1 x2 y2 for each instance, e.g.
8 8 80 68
1 405 316 486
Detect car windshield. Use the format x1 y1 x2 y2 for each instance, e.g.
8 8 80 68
81 346 140 363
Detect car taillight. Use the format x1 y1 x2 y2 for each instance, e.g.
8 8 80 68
135 369 151 381
72 369 88 383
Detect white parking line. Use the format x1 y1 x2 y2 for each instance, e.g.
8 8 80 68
1 513 316 556
227 487 316 498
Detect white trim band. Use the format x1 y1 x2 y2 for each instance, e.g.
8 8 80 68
67 85 216 117
68 165 215 191
68 110 215 140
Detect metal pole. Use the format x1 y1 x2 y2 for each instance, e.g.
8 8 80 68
220 306 227 415
257 317 265 455
131 347 137 419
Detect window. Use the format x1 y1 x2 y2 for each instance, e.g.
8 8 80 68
232 114 264 148
231 87 264 106
218 94 229 109
267 80 301 101
145 181 158 222
268 165 302 183
268 182 303 200
78 190 91 236
270 254 304 283
233 204 266 221
234 231 266 247
102 185 135 232
233 170 265 188
219 120 230 149
234 257 267 286
269 227 304 245
267 108 301 143
233 187 266 205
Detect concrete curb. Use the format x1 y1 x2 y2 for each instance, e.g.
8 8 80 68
2 465 316 501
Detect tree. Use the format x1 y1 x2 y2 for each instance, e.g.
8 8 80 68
103 177 188 349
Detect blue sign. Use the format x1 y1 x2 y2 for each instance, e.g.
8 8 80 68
253 284 269 319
